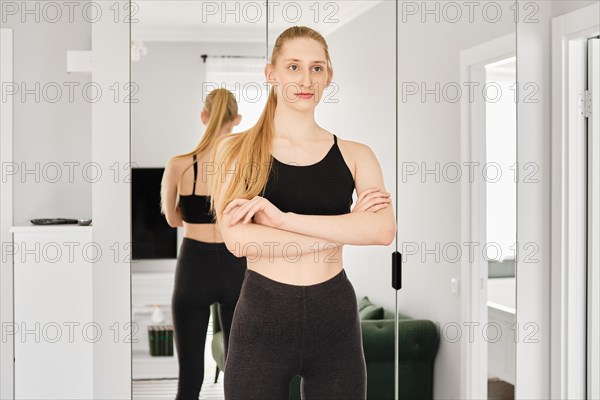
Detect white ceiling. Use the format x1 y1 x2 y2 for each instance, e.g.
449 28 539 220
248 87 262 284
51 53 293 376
132 1 382 42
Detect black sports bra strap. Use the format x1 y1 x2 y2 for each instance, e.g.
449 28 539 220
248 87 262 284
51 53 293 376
333 134 337 144
192 154 198 195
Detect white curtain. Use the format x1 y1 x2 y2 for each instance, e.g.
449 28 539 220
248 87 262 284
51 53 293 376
205 56 266 88
204 56 268 132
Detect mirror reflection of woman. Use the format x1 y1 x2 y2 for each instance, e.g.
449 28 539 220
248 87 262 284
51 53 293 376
160 88 246 399
208 27 396 399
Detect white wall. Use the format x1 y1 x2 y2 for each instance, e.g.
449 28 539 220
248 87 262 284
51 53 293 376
515 4 552 397
2 3 92 226
0 26 15 400
91 1 131 397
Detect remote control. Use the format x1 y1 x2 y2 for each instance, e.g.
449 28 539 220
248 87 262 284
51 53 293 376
30 218 79 225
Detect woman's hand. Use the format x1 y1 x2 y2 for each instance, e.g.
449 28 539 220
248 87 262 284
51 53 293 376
351 187 392 213
223 196 285 228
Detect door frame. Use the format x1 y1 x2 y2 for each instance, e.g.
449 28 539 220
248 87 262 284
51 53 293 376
551 3 600 399
587 36 600 400
459 32 516 400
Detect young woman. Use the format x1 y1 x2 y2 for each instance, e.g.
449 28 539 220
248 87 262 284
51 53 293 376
208 27 396 400
160 88 247 399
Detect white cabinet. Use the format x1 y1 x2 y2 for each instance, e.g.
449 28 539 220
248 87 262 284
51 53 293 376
11 225 93 399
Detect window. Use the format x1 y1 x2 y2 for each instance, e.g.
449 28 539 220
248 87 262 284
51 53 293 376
205 56 268 133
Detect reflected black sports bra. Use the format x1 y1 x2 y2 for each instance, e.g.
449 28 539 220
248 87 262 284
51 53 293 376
261 134 354 215
178 154 214 224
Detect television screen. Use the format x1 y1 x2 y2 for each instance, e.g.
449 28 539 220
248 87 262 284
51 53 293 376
131 168 177 260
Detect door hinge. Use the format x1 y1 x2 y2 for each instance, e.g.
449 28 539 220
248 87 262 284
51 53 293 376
582 89 592 118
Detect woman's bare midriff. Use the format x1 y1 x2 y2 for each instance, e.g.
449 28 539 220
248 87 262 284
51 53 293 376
183 222 343 286
183 223 224 243
245 243 345 286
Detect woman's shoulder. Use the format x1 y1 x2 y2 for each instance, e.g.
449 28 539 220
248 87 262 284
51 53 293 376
335 135 375 160
165 155 187 169
165 154 198 178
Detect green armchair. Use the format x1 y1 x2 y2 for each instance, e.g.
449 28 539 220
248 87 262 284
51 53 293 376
210 303 226 384
210 297 440 399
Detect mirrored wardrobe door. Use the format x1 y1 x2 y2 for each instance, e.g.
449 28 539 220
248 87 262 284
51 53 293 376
395 0 517 399
130 1 267 397
266 1 398 399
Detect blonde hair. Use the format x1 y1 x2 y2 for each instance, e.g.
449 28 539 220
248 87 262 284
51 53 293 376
160 88 238 215
208 26 333 222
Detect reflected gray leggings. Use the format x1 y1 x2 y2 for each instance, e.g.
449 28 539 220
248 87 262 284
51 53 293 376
224 268 367 400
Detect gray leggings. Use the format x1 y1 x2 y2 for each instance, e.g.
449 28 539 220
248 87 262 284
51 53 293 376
223 268 367 400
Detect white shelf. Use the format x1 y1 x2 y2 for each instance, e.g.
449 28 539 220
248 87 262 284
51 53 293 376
10 225 92 233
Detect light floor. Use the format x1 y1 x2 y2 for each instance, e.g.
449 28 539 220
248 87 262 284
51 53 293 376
133 367 223 400
133 346 223 399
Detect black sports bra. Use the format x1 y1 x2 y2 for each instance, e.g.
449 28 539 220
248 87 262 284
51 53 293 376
261 134 354 215
178 154 214 224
